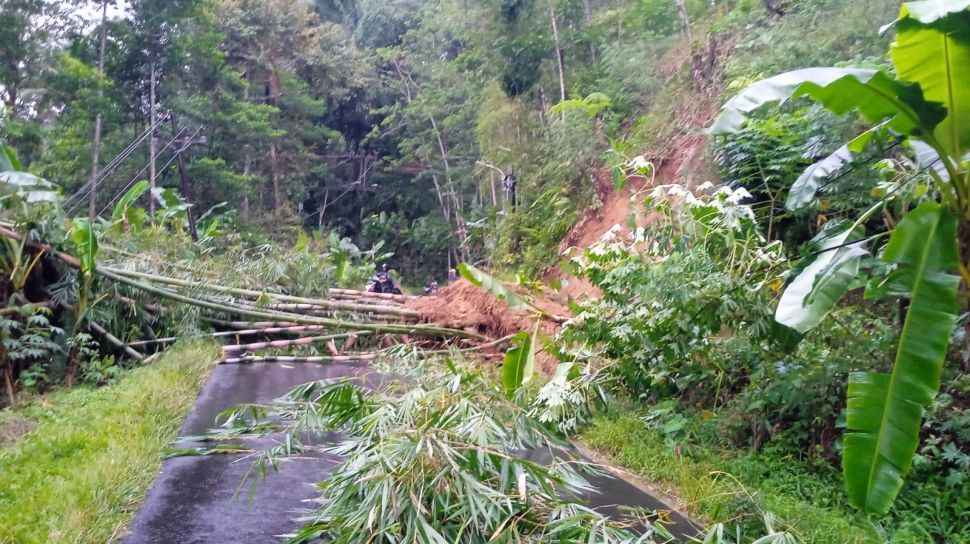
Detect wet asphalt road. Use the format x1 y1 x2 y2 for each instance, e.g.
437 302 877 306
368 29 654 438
123 362 374 544
124 361 700 543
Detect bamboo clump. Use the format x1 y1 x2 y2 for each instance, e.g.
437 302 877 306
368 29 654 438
0 225 485 366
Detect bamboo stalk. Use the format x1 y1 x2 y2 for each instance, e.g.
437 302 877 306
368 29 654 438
201 297 418 320
96 267 485 340
189 295 419 326
128 325 329 347
0 226 482 340
204 319 301 329
221 331 373 354
88 321 145 362
221 354 376 364
328 287 408 303
105 268 412 315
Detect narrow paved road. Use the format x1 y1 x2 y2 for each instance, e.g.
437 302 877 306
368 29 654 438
124 362 373 543
125 361 699 542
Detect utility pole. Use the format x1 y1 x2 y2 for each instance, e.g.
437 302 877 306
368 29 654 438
148 60 158 217
88 0 108 221
170 115 199 241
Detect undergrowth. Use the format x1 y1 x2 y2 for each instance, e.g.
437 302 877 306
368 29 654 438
580 411 879 544
0 341 220 544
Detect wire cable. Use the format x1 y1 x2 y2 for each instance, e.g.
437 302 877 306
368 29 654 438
63 113 172 209
96 126 203 218
69 126 187 216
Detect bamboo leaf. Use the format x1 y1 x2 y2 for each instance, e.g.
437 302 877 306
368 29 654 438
843 201 959 514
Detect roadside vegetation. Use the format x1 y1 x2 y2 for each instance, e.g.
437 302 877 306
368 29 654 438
1 0 968 543
0 341 220 544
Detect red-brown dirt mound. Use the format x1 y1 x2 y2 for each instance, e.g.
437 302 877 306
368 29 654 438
405 279 566 340
406 279 568 373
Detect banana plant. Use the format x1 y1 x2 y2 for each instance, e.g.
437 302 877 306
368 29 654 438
0 144 59 211
713 1 970 514
110 180 150 233
69 217 99 320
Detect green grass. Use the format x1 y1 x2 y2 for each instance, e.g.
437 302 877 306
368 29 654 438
0 341 220 544
580 411 881 544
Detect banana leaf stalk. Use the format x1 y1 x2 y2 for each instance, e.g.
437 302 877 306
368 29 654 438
221 331 373 354
221 354 376 364
128 325 329 347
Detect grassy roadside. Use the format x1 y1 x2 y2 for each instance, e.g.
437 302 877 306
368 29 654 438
580 412 880 544
0 341 220 544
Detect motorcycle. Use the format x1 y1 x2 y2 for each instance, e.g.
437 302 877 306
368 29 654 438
366 271 402 295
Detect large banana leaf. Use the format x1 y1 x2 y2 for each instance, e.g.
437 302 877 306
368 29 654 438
0 171 59 207
843 202 959 514
0 145 20 172
894 0 970 25
502 330 536 397
70 218 100 276
891 3 970 157
786 124 888 210
458 262 531 311
775 222 865 333
711 68 946 139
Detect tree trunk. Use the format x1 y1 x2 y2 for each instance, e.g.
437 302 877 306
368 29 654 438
582 0 596 65
88 0 109 222
1 340 14 408
676 0 692 41
549 4 567 116
267 70 283 212
242 146 252 220
170 115 198 241
148 60 158 218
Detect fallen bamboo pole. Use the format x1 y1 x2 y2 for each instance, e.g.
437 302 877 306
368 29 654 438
105 268 411 315
221 331 373 354
88 321 145 362
204 319 302 329
0 226 484 340
328 287 407 303
96 268 486 340
193 296 419 321
221 354 376 364
128 325 330 347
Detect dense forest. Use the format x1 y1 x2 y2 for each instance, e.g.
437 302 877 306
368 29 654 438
1 0 969 543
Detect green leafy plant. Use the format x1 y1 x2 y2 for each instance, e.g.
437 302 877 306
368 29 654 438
198 357 671 543
713 1 970 514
